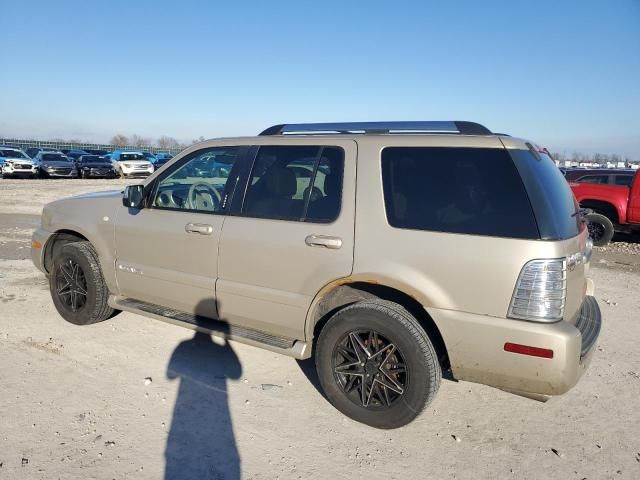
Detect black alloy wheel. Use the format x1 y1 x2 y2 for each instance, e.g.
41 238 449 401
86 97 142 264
315 300 441 428
54 258 88 313
333 329 408 409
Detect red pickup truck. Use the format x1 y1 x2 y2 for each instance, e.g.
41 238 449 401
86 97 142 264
570 169 640 245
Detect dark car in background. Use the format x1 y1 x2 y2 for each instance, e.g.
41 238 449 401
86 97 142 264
62 149 90 162
76 155 117 178
153 152 174 169
140 151 158 164
565 168 636 187
25 147 58 159
33 152 78 178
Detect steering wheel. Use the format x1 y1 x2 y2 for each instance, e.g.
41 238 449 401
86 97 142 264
187 182 222 211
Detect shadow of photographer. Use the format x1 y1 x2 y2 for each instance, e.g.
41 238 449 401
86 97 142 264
164 300 242 480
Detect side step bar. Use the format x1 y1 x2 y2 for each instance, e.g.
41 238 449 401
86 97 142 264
109 296 310 359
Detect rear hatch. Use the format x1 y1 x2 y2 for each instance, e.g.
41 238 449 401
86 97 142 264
503 140 589 325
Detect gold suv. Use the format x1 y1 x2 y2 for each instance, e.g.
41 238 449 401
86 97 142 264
32 121 601 428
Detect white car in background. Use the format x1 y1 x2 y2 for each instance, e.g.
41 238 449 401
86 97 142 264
0 147 39 178
108 151 155 178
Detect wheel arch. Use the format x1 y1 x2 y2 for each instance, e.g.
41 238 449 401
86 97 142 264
578 198 623 224
43 229 89 273
306 280 450 371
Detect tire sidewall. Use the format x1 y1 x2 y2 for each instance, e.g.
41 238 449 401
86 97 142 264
50 244 100 325
316 304 436 429
586 213 614 246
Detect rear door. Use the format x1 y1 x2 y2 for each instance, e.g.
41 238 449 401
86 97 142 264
217 140 356 340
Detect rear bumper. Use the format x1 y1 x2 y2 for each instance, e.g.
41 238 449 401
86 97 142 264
430 295 601 397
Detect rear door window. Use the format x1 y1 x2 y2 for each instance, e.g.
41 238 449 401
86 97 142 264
242 146 344 223
381 147 539 239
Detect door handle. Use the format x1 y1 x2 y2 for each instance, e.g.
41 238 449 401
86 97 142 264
185 223 214 235
305 234 342 249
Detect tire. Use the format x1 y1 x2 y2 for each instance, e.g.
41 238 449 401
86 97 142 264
49 241 118 325
586 212 614 246
315 300 441 429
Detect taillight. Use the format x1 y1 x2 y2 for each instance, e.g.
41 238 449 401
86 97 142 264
508 258 566 322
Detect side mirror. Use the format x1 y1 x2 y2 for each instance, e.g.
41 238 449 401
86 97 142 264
122 185 145 209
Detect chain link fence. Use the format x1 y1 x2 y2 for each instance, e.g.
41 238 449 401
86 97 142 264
0 138 182 155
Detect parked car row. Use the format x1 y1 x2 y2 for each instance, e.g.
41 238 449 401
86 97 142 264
0 146 174 179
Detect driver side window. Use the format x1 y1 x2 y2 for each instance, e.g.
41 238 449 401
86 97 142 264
152 147 240 213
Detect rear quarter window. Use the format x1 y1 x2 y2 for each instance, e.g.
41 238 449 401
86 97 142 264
381 147 539 239
508 147 580 240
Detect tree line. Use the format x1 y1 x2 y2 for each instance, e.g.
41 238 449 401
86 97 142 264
551 151 636 166
108 134 207 150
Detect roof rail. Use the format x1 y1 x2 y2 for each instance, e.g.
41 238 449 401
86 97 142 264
259 121 492 136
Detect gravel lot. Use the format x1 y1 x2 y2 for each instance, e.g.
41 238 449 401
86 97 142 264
0 179 639 480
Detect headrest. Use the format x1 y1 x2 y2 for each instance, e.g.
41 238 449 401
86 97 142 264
323 173 341 197
265 166 297 197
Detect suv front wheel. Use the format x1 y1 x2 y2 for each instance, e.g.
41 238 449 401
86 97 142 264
315 300 441 429
50 241 119 325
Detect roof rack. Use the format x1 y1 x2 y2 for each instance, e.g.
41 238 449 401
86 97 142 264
259 121 492 136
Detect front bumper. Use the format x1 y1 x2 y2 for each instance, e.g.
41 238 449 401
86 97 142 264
121 168 154 177
2 166 38 176
82 168 117 178
31 227 54 274
42 169 78 178
430 295 602 397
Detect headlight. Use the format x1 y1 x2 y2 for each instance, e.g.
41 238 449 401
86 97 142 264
123 163 132 168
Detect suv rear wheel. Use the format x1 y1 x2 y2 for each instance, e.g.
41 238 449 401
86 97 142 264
50 241 119 325
315 300 441 429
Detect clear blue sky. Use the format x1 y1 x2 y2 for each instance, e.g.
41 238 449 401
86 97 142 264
2 0 639 158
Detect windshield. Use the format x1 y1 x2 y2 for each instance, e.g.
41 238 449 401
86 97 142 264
0 149 28 159
81 155 107 163
42 154 69 162
121 153 145 161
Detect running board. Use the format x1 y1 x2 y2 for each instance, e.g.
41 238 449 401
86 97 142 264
109 296 309 359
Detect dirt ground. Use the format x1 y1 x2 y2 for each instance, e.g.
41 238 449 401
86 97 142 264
0 178 639 480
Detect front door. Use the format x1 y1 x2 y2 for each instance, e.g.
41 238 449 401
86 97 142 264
217 141 357 340
114 146 245 318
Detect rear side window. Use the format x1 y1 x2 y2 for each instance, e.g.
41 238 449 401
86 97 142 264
381 147 539 239
614 175 633 186
243 146 344 223
509 148 580 240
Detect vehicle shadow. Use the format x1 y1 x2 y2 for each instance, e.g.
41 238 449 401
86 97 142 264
612 230 640 244
165 303 242 480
